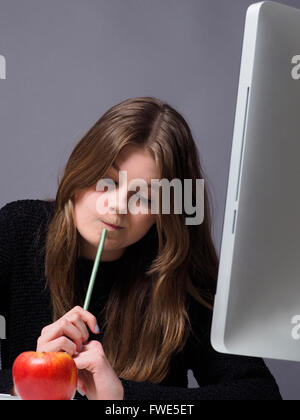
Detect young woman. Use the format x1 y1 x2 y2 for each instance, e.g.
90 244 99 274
0 97 282 400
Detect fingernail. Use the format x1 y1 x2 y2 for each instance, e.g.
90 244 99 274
94 324 100 334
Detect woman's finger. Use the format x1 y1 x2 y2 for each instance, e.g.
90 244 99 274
72 341 104 371
39 319 84 352
68 315 90 343
72 349 89 371
65 306 100 335
37 336 77 356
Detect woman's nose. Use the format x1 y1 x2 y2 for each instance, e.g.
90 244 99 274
108 184 128 215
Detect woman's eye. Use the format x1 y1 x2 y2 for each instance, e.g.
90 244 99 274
110 181 151 205
138 195 151 205
107 179 118 187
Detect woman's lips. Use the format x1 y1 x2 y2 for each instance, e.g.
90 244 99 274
100 220 124 231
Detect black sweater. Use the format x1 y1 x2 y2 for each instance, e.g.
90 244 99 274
0 199 282 400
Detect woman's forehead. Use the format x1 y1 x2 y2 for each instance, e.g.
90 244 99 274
113 146 160 179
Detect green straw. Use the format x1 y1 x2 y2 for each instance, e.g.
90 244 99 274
83 228 107 311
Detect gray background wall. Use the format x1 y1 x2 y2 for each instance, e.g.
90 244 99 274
0 0 299 399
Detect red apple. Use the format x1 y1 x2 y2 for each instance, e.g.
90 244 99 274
12 351 78 400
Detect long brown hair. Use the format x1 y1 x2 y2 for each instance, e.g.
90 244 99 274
45 97 219 383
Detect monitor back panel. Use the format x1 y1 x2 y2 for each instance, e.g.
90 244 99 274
211 1 300 362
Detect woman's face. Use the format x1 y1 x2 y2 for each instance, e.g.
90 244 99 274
74 145 160 261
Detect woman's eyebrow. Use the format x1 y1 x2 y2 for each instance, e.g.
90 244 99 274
111 162 157 188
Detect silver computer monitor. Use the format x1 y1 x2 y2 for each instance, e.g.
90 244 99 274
211 0 300 362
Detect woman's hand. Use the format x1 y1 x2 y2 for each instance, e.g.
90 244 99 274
36 306 100 355
73 340 124 400
36 306 123 400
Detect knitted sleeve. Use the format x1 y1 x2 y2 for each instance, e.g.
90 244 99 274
0 202 15 393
